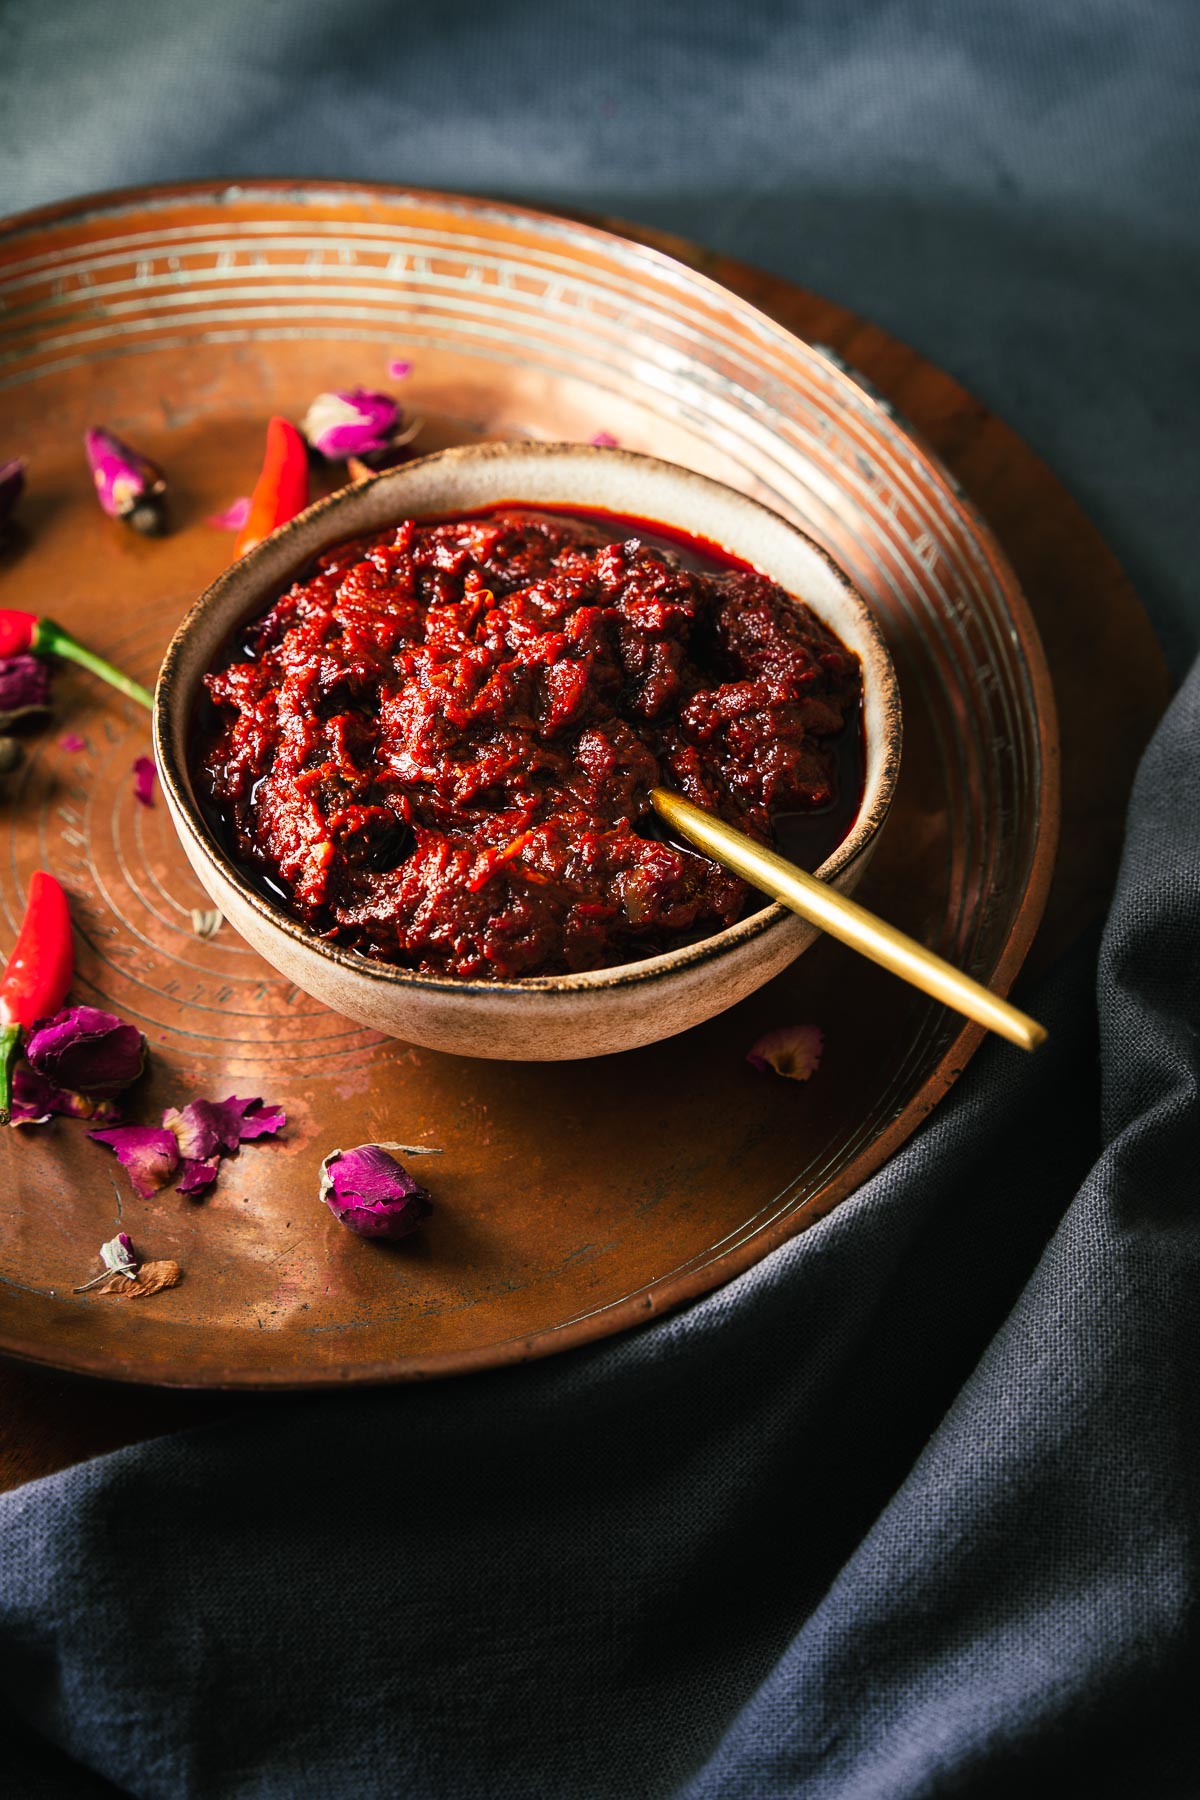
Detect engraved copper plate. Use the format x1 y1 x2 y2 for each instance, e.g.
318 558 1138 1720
0 183 1058 1387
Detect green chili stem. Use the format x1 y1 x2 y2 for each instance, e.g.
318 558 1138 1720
35 619 154 713
0 1021 20 1126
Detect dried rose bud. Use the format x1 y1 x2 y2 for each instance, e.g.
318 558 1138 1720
0 653 51 730
0 458 25 536
25 1004 146 1094
84 427 167 535
746 1024 824 1082
319 1142 439 1239
89 1123 180 1198
0 737 25 776
302 388 400 461
74 1231 138 1292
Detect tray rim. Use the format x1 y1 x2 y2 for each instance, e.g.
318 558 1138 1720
0 178 1061 1388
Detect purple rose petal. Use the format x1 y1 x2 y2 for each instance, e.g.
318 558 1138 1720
177 1156 221 1197
59 733 86 753
164 1094 286 1162
387 359 412 379
8 1062 123 1127
89 1124 180 1198
0 458 26 534
589 431 619 449
0 653 51 727
746 1024 824 1082
205 495 251 531
302 389 401 460
319 1142 437 1240
84 427 167 534
133 755 156 806
26 1004 146 1094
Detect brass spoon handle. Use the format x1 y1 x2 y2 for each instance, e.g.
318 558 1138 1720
650 788 1047 1052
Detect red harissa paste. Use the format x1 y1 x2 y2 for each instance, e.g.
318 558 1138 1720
198 507 864 979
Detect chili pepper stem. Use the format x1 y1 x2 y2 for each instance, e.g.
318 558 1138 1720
0 1022 20 1125
34 619 154 712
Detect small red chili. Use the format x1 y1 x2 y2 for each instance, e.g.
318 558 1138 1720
232 417 310 558
0 870 74 1124
0 610 154 712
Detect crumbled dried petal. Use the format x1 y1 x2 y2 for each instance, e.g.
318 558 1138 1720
94 1258 181 1298
164 1094 285 1162
0 652 51 728
387 358 412 379
133 755 156 806
26 1004 146 1094
190 907 223 940
206 496 251 531
177 1156 220 1196
9 1061 123 1126
746 1024 824 1082
0 458 25 534
88 1124 180 1198
74 1231 138 1292
319 1141 439 1239
302 388 400 460
589 431 619 449
59 733 86 753
84 427 167 534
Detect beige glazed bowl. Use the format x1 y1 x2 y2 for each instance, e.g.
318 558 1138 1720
154 444 902 1060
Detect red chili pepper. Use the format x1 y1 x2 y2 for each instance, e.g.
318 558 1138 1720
0 610 154 711
232 417 310 558
0 870 74 1124
0 610 38 660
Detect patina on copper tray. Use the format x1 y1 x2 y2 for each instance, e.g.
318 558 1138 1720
0 182 1068 1388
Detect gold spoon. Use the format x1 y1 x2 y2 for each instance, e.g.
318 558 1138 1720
650 788 1047 1052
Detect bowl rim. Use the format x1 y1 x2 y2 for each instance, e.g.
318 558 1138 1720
153 441 903 1000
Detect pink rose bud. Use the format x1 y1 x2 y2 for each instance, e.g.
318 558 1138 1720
301 389 401 461
25 1004 146 1094
319 1142 438 1239
84 427 167 535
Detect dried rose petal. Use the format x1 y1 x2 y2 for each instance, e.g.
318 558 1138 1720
84 427 167 534
206 496 251 531
133 755 156 806
0 652 51 728
89 1124 180 1198
589 431 620 449
9 1061 123 1126
302 389 401 461
746 1024 824 1082
319 1142 438 1240
1 458 25 535
26 1004 146 1094
177 1156 220 1197
95 1258 181 1298
59 733 86 753
387 359 412 379
164 1094 285 1162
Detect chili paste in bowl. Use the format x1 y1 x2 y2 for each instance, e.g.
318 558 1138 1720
195 506 864 981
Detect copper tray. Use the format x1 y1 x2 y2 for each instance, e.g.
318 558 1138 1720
0 182 1060 1388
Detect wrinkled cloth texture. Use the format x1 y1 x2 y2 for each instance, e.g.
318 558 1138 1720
1 1 1199 1795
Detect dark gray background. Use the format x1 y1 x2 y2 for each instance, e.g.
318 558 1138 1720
1 0 1198 669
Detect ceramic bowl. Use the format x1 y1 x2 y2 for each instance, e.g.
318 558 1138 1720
154 443 901 1060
